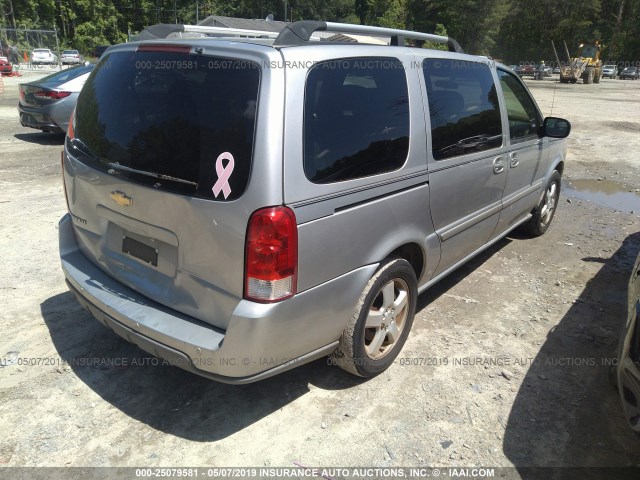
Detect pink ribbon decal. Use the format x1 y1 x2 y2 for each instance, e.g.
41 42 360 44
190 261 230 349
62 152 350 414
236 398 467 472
212 152 235 199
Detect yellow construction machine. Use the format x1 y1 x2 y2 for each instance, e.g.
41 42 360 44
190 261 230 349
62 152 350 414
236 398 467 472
552 40 603 84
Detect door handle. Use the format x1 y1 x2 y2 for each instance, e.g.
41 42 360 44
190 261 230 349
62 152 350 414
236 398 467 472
509 152 519 168
493 156 505 174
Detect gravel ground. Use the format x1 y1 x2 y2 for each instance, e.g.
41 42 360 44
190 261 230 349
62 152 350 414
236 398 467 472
1 71 639 475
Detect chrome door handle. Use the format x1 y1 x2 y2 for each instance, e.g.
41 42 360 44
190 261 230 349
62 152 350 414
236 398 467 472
493 156 505 174
509 152 519 168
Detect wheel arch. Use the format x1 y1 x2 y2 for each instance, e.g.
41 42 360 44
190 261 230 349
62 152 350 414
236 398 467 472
387 242 426 284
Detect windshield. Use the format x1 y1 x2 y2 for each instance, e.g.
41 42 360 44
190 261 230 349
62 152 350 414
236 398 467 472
579 45 598 58
72 50 261 201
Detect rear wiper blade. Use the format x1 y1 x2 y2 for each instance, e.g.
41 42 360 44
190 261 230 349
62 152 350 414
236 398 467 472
438 134 502 154
107 162 198 187
68 137 106 164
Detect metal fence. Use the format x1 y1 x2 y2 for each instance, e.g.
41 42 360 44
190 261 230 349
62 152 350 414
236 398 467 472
0 27 60 67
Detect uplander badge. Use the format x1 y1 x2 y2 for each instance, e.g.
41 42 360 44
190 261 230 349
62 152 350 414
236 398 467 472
110 191 133 207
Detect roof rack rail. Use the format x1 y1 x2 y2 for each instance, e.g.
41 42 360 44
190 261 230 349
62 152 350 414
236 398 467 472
274 21 463 53
182 25 279 38
134 23 279 40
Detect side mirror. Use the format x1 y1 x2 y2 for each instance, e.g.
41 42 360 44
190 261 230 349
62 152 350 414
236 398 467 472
543 117 571 138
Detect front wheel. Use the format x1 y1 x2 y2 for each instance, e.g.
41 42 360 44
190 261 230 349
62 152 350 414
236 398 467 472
331 258 417 377
523 170 561 237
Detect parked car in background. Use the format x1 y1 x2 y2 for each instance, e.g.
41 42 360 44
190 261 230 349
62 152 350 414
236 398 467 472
538 64 553 77
18 63 94 133
61 50 82 65
515 64 535 77
552 66 561 74
615 245 640 438
0 57 12 76
31 48 58 66
59 21 571 383
602 64 617 79
619 66 640 80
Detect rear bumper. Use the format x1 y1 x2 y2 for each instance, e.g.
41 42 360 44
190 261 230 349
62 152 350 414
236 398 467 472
18 106 64 133
59 214 376 383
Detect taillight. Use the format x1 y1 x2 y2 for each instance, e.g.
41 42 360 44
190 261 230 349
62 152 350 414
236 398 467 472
61 151 70 212
67 108 75 139
34 90 71 100
245 207 298 303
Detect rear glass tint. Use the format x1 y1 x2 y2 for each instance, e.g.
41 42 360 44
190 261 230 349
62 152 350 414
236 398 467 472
73 51 260 201
304 57 409 183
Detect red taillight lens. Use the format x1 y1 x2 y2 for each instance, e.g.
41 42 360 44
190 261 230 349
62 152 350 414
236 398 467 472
34 90 72 100
67 108 75 139
61 151 70 212
245 206 298 302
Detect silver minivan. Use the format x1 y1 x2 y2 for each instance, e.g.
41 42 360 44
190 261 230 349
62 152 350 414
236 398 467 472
59 21 571 383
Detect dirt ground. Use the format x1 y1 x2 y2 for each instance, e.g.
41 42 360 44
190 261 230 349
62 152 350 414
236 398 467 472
1 71 640 475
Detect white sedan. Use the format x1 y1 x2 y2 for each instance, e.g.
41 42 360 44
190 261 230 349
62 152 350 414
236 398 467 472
31 48 58 66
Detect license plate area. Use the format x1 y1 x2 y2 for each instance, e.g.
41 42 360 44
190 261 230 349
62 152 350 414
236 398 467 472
122 236 158 267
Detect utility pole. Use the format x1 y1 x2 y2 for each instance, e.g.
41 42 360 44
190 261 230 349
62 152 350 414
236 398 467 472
610 0 625 59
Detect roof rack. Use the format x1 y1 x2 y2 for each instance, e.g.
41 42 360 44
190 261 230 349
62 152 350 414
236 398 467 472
182 25 279 38
274 21 463 53
134 23 279 41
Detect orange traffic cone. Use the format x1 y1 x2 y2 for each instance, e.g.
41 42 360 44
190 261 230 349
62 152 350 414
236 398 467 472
23 51 28 62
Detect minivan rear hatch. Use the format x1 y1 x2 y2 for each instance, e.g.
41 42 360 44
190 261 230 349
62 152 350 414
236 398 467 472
64 44 277 329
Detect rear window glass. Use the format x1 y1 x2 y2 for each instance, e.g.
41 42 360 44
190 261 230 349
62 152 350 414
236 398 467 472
72 51 260 201
423 59 502 160
304 57 409 183
40 64 93 84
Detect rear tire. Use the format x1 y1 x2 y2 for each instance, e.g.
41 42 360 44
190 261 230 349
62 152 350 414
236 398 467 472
331 258 417 377
523 170 561 237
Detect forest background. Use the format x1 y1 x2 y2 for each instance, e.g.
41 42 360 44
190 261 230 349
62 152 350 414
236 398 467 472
1 0 639 64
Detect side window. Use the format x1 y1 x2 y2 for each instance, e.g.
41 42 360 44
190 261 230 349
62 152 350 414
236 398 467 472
423 59 502 161
304 57 409 184
497 69 542 141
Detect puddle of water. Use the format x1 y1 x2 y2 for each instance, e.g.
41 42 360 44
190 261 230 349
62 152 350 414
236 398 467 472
564 178 640 214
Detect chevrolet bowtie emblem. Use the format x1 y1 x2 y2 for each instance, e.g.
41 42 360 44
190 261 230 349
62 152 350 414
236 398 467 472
110 191 133 207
